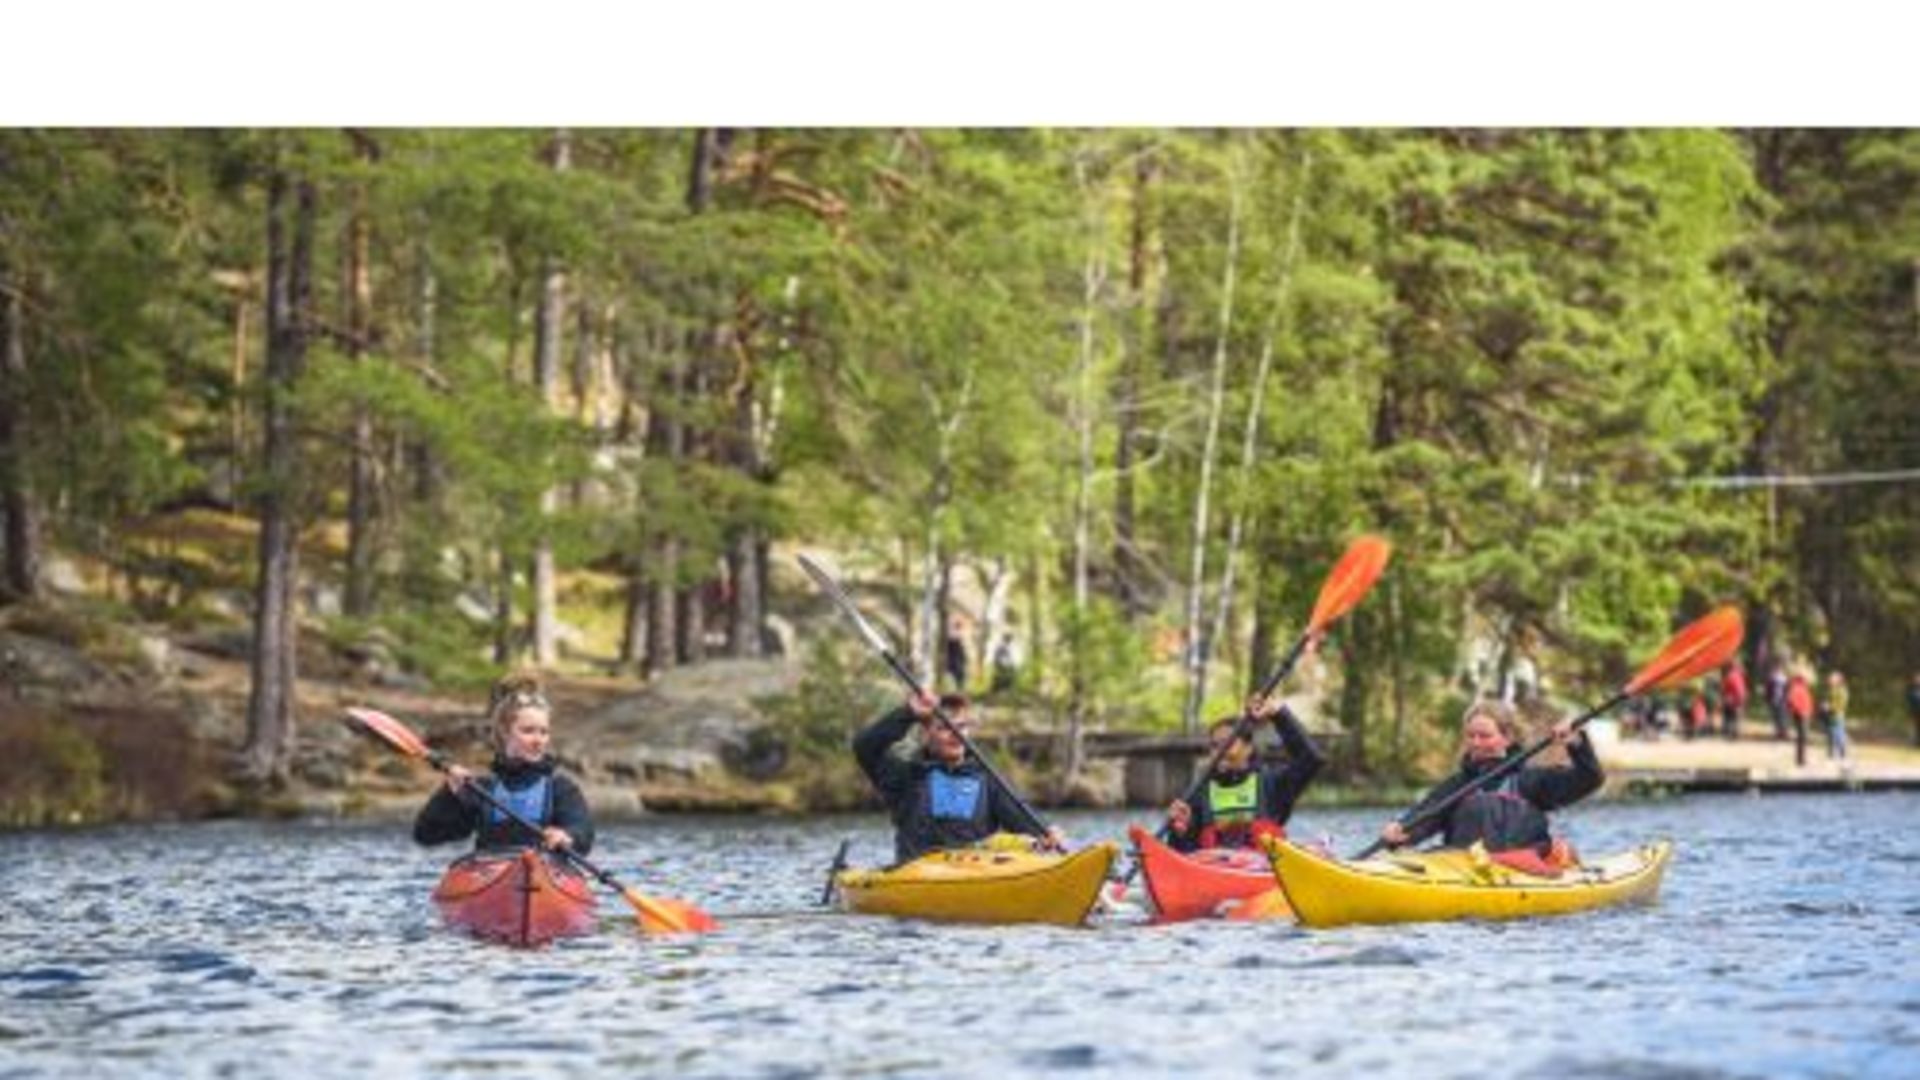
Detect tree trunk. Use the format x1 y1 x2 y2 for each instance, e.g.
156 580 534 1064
569 298 595 507
343 132 380 618
644 346 683 677
0 251 41 602
1208 151 1311 691
919 517 942 689
1181 169 1243 734
409 241 441 505
242 170 314 783
677 578 708 663
1246 568 1275 697
645 542 677 676
530 129 571 667
493 545 515 666
1064 180 1107 791
649 128 732 671
621 575 648 666
1112 150 1153 621
973 557 1012 685
726 533 764 658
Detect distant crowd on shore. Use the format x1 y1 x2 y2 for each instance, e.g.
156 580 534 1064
1622 660 1920 764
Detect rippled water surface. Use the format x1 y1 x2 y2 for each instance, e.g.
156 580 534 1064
2 794 1916 1078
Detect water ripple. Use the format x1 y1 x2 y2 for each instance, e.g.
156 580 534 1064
0 795 1913 1077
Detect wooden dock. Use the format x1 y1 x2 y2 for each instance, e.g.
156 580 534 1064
1590 722 1920 794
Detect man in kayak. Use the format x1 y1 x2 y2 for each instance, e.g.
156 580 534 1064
413 672 596 856
1375 699 1600 873
1165 693 1326 853
854 691 1065 863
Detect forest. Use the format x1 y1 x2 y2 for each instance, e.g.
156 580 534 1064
1 128 1915 800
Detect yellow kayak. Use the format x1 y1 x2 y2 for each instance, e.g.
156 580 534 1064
1263 835 1673 928
835 840 1118 927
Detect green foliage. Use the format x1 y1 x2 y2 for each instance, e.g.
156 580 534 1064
5 126 1915 776
755 639 893 764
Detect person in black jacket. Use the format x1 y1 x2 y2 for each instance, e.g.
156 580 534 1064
853 691 1064 863
413 672 596 856
1166 693 1325 853
1377 699 1601 858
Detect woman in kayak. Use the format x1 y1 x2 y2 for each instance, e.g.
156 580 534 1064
413 672 596 856
853 691 1066 863
1166 692 1326 853
1375 699 1601 872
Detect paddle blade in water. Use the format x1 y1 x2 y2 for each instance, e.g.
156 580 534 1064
342 706 433 760
623 888 721 935
1307 535 1392 633
1625 606 1745 695
1220 889 1295 923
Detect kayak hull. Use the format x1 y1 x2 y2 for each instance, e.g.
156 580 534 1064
1264 836 1673 929
835 841 1118 927
1129 824 1289 922
432 849 599 947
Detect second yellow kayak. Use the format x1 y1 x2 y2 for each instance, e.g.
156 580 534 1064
1263 835 1673 928
835 840 1118 927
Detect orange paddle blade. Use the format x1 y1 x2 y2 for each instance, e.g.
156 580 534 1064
1307 535 1393 633
1221 889 1294 922
342 706 433 760
1624 606 1745 695
623 888 720 935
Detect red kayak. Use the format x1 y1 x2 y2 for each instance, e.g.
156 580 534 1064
432 849 599 947
1129 824 1291 922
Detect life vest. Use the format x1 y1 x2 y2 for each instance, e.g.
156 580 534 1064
1786 680 1814 721
1722 669 1748 708
1488 837 1578 877
1197 773 1285 850
487 774 553 828
1207 774 1261 827
926 769 986 822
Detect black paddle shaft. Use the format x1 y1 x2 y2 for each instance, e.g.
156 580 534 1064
1350 689 1626 861
797 554 1055 844
1156 630 1311 844
875 648 1056 842
1113 630 1313 890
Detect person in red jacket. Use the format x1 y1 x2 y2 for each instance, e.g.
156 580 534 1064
1720 660 1749 741
1786 671 1816 767
1686 686 1709 741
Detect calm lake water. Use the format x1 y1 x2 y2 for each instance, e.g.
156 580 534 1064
1 793 1915 1078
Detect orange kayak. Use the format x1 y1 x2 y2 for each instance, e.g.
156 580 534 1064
1129 824 1290 922
431 849 598 947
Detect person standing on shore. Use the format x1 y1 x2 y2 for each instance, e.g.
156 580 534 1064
1768 662 1791 741
1821 671 1851 762
1786 669 1815 767
1720 660 1748 740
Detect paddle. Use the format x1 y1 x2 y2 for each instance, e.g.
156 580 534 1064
796 553 1059 849
341 705 719 935
820 838 851 906
1117 535 1392 888
1352 605 1745 861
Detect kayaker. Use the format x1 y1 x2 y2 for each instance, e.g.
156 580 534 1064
1375 699 1601 871
413 672 596 856
1165 693 1325 853
853 691 1066 863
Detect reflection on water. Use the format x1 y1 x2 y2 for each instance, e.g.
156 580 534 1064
1 794 1915 1078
